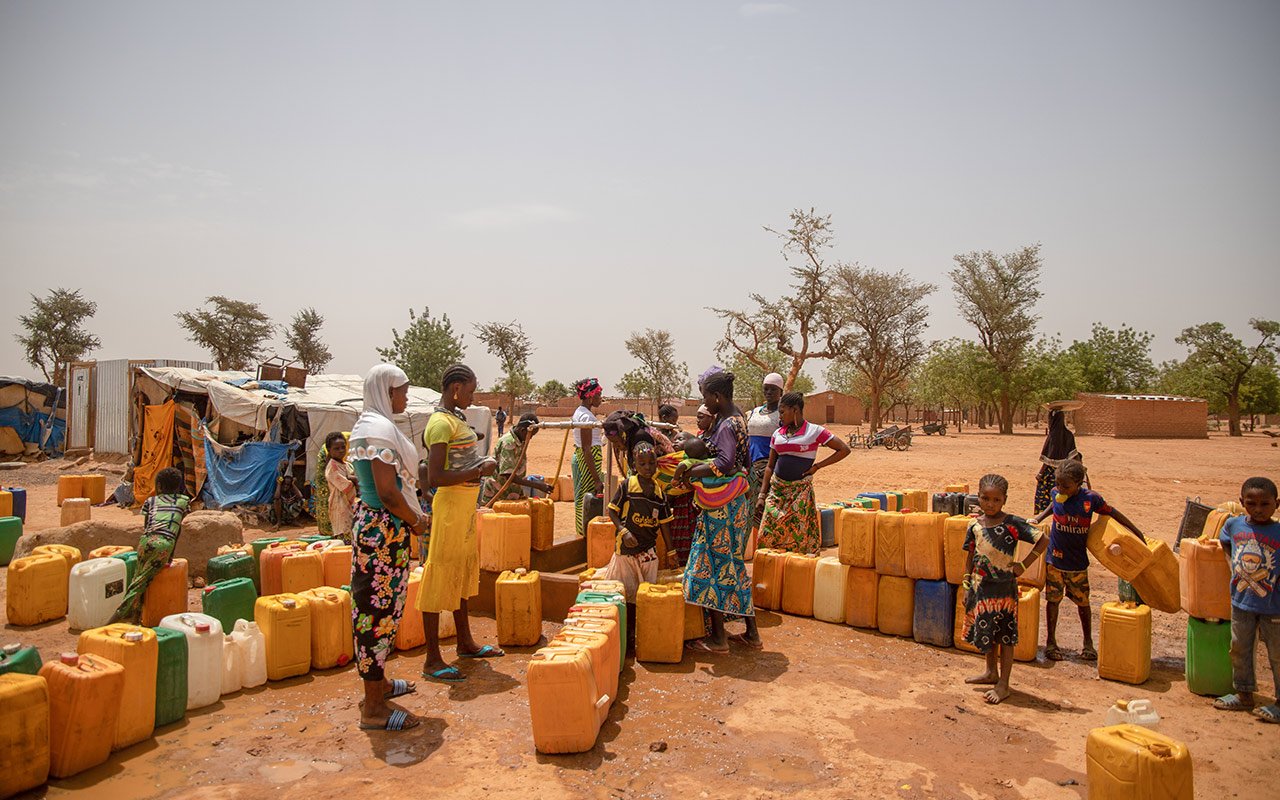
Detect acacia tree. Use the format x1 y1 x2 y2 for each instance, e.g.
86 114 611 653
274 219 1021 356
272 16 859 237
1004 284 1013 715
948 245 1044 434
1174 319 1279 436
727 346 814 407
377 307 465 389
537 379 571 406
618 328 689 408
1065 323 1156 394
711 209 855 391
176 296 274 371
832 266 934 429
15 288 101 386
475 321 534 409
285 307 332 373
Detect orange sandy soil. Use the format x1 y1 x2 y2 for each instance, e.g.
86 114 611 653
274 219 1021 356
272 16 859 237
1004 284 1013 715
3 424 1279 800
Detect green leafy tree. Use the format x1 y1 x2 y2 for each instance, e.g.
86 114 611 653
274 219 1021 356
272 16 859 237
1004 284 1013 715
285 307 332 373
176 296 274 371
833 266 934 429
1174 319 1279 436
616 372 648 400
15 288 101 385
618 328 689 408
712 209 856 391
1240 363 1280 430
1064 323 1156 394
377 307 466 389
948 245 1044 433
475 321 534 409
1008 338 1084 422
912 339 999 431
536 379 571 406
1158 359 1223 414
728 346 814 407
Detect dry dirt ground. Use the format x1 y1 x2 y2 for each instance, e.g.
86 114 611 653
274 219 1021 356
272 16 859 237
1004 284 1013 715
3 424 1278 800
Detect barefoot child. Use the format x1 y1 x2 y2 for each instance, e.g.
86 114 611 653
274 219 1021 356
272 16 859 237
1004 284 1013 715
110 467 191 624
1030 460 1145 661
962 473 1048 704
1213 476 1280 723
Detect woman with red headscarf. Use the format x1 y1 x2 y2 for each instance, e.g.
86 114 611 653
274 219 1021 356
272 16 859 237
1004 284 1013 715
572 377 605 536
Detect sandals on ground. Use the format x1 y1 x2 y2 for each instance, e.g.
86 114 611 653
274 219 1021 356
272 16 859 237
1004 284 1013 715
1214 694 1253 712
359 709 419 731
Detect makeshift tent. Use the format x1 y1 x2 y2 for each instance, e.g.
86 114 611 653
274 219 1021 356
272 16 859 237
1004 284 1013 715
0 375 64 456
129 366 491 507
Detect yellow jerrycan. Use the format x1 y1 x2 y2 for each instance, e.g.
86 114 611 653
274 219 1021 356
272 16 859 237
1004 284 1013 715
1085 724 1192 800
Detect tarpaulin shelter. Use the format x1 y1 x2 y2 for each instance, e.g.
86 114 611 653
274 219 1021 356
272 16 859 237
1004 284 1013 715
0 375 64 456
129 366 492 507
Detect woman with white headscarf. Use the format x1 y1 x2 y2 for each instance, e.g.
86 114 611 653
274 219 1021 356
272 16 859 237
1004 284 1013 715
347 364 428 731
746 372 785 532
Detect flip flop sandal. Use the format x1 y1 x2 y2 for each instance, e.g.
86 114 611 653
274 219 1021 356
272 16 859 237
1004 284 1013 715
1251 704 1279 723
458 645 504 659
421 666 465 683
1213 694 1253 712
385 678 416 699
727 633 763 650
1079 648 1098 662
359 709 419 731
1045 646 1065 661
686 638 729 654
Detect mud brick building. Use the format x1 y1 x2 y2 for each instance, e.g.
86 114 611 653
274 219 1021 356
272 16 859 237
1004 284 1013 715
1072 393 1207 439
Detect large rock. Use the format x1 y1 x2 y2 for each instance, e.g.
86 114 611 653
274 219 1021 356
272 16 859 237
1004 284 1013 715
13 510 245 581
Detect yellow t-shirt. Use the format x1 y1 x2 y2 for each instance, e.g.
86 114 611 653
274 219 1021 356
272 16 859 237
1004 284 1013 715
424 410 483 474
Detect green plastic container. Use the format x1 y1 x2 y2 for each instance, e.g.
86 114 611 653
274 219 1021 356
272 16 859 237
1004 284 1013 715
249 536 287 561
1186 617 1234 697
297 534 331 544
153 626 188 727
0 643 42 675
208 551 259 592
887 491 905 511
575 590 627 669
113 550 139 585
0 516 21 566
201 577 258 635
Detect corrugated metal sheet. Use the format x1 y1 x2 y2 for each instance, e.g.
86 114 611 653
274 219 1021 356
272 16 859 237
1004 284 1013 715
93 359 131 454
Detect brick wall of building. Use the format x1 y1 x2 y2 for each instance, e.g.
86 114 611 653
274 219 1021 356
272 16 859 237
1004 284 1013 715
1073 393 1206 439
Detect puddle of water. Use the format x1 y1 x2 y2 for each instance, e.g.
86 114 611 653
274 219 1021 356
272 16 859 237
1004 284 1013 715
259 760 313 784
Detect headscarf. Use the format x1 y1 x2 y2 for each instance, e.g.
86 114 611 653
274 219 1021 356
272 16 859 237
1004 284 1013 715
763 372 785 390
1040 410 1079 464
575 377 603 401
348 364 420 513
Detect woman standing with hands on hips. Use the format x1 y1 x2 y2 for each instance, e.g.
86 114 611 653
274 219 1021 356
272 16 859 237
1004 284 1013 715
417 364 504 683
572 377 606 536
347 364 428 731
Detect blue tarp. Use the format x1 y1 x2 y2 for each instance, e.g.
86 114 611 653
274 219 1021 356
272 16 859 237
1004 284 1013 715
0 406 64 454
201 436 293 509
224 378 289 395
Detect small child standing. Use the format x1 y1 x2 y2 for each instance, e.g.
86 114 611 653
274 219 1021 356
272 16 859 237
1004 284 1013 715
1030 460 1145 661
603 442 677 603
962 473 1048 704
1213 476 1280 724
324 432 358 543
111 467 191 624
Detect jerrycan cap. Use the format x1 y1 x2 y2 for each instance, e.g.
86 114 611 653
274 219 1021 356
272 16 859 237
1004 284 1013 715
3 643 21 655
195 622 211 633
60 652 79 665
1114 699 1130 710
1108 543 1123 555
282 598 297 609
515 568 527 575
124 631 144 642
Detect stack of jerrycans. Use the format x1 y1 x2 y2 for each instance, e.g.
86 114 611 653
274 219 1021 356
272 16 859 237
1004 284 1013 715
1179 520 1235 696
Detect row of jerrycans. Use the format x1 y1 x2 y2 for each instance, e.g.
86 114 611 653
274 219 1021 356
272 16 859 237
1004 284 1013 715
491 498 555 552
254 539 353 596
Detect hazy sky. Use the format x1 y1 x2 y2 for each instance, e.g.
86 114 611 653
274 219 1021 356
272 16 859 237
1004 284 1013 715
2 1 1277 392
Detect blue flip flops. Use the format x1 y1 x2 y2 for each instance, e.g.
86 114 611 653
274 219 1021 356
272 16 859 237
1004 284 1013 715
457 644 504 659
422 665 465 683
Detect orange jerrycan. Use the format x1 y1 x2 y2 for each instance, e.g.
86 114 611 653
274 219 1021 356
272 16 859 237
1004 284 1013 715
527 646 610 754
395 567 426 650
479 512 532 572
874 512 906 576
88 545 133 559
1128 540 1180 614
904 512 946 580
81 475 107 505
1178 538 1231 620
493 499 532 517
635 582 684 663
321 545 352 588
280 551 324 594
550 476 574 502
1088 515 1155 582
942 515 970 585
1085 724 1193 800
550 630 618 702
298 588 353 669
1099 601 1152 685
876 575 915 637
844 567 878 629
254 594 312 680
1014 586 1041 662
837 508 876 568
57 474 85 506
40 652 125 778
944 483 968 494
563 609 621 673
0 673 50 798
496 569 543 647
751 548 785 611
76 624 157 750
781 553 818 616
1015 528 1048 590
259 542 304 596
141 558 189 627
60 497 92 526
32 543 83 569
683 596 706 640
7 553 70 626
954 590 978 653
529 497 555 551
585 516 616 570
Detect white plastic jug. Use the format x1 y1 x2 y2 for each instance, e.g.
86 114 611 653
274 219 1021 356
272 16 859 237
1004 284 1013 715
221 635 242 695
305 539 342 551
68 557 128 629
159 612 224 710
1104 698 1161 730
232 619 268 688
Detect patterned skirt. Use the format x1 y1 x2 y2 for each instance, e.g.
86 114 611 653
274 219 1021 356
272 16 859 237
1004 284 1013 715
758 477 821 554
682 492 754 617
667 491 698 565
1033 465 1056 515
572 446 603 537
962 579 1019 653
748 458 769 528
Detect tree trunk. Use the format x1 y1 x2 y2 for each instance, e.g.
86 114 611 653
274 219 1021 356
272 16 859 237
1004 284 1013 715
785 360 803 392
977 403 987 429
869 391 882 431
999 389 1013 434
1228 393 1242 437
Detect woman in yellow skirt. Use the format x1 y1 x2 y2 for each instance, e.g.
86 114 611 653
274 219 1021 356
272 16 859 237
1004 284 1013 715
417 363 503 682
